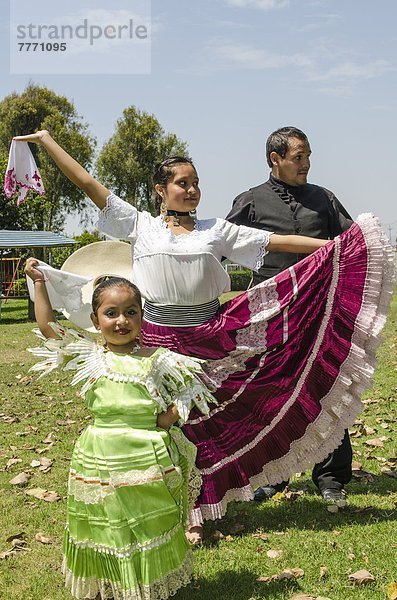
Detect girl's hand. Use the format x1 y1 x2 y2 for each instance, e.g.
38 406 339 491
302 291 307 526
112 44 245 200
157 404 180 430
24 257 45 282
13 130 50 145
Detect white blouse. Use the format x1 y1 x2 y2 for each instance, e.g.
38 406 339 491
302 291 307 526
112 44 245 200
97 194 272 306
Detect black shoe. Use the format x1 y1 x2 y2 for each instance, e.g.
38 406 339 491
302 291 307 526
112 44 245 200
321 488 347 508
254 486 278 502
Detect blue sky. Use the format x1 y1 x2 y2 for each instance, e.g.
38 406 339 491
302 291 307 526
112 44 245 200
1 0 397 240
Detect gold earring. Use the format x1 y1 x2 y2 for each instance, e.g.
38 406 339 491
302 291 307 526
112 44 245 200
160 201 169 222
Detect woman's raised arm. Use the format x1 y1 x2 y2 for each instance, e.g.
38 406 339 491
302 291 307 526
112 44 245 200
13 131 110 209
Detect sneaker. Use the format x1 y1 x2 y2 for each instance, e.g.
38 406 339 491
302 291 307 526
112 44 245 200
254 486 278 502
321 488 347 508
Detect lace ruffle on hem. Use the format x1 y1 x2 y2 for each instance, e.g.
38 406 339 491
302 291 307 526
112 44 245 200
62 551 194 600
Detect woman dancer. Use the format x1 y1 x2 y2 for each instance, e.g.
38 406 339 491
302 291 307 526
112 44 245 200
15 132 394 543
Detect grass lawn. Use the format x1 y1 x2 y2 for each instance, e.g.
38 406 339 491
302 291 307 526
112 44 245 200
0 297 396 600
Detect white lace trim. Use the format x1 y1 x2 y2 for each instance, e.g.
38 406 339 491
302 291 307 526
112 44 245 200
29 328 216 420
66 521 184 559
168 427 202 518
68 466 164 503
253 236 271 272
62 550 194 600
98 193 138 226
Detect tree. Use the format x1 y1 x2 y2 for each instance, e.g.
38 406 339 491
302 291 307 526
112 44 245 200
96 106 188 214
0 83 95 232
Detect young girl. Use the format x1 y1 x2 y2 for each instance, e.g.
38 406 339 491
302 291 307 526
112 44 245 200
24 257 216 600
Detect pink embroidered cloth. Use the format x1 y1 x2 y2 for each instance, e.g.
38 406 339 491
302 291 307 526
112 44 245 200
142 214 395 524
4 140 45 205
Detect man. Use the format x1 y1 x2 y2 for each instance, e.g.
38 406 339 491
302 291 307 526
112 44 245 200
226 126 353 506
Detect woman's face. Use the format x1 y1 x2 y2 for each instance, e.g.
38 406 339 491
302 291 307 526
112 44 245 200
157 164 201 212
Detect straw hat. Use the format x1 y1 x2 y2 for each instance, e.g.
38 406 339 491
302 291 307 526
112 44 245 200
61 241 133 332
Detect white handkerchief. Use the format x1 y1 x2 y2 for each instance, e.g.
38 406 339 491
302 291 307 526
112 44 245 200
27 260 92 313
4 140 46 205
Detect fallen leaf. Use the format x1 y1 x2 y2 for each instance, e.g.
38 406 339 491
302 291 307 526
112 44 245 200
35 533 52 544
25 488 61 502
349 569 375 585
352 460 363 470
42 432 56 444
363 425 376 436
351 506 375 514
281 568 304 578
5 532 26 545
365 438 385 447
257 568 304 583
1 415 20 424
327 504 339 513
252 532 269 542
211 530 225 541
351 469 376 483
284 490 304 501
5 458 22 470
39 459 53 472
267 549 283 559
229 523 245 535
386 581 397 600
30 457 53 472
35 443 54 454
381 468 397 479
319 565 328 579
9 472 31 486
348 552 356 561
0 548 24 559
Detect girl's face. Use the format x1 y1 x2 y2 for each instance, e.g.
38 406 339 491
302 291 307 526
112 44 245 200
157 164 201 212
91 286 141 354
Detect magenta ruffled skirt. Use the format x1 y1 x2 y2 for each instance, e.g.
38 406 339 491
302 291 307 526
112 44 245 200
142 214 395 524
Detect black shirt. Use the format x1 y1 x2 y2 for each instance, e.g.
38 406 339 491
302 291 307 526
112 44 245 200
226 174 353 282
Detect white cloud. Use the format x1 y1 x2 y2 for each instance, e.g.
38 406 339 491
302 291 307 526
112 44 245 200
205 40 394 97
212 43 313 70
225 0 289 10
307 60 394 83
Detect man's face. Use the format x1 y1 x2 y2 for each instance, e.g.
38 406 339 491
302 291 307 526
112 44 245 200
271 137 311 186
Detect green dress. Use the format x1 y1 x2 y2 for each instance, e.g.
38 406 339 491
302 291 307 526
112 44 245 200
29 324 215 600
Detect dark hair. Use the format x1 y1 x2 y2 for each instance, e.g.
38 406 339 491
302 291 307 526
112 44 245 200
153 156 196 211
266 127 309 168
91 277 142 315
